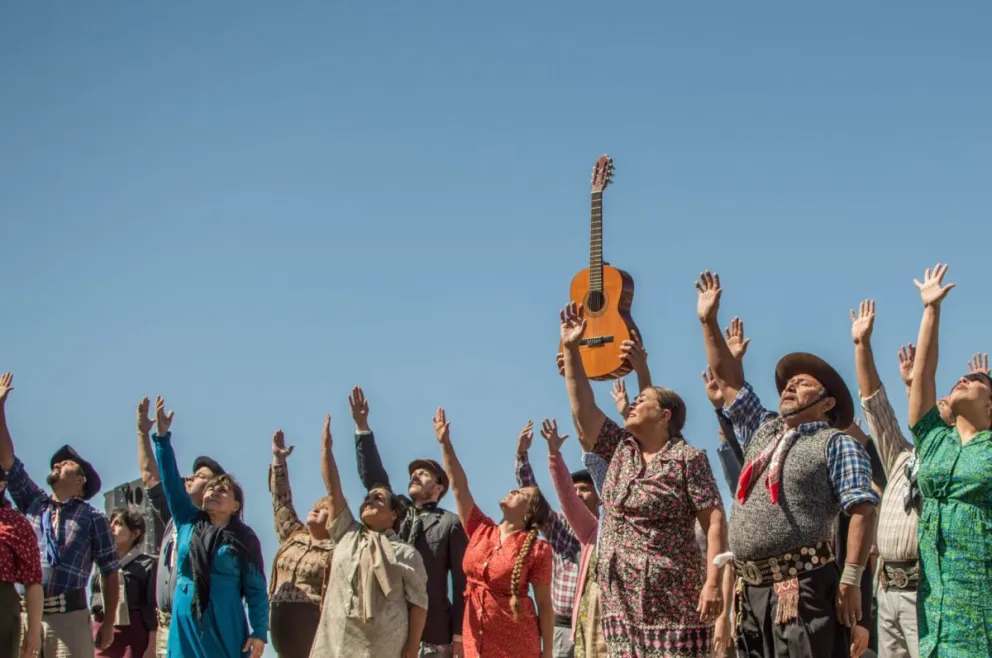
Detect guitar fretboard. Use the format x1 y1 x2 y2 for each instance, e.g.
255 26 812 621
589 191 604 292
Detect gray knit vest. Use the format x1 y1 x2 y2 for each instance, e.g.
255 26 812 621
728 417 840 561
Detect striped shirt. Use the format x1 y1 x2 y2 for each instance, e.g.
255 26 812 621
515 452 580 621
861 385 919 561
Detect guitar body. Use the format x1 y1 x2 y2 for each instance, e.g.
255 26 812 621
561 263 640 381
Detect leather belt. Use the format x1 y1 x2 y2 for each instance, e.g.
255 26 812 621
882 560 919 591
22 589 88 615
734 541 835 587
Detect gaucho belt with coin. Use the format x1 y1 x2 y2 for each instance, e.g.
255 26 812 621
734 541 836 626
880 559 919 591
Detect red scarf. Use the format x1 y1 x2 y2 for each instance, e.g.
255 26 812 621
736 428 799 505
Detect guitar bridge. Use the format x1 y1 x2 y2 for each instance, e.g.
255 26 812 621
580 336 614 347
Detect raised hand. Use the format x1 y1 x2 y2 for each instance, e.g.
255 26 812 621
349 386 370 432
702 368 723 409
695 271 722 323
137 397 155 435
914 263 955 307
611 379 631 418
724 317 750 359
540 418 569 456
0 372 13 405
850 299 876 345
322 415 333 447
968 352 989 375
432 407 450 444
155 396 174 436
620 332 648 372
560 302 587 349
556 352 565 377
272 429 294 460
516 421 534 455
898 344 916 386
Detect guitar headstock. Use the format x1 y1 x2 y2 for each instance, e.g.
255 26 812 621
591 154 614 193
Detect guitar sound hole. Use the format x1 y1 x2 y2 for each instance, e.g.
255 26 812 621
586 290 606 313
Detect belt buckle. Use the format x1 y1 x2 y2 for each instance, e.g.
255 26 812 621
741 562 763 586
889 567 909 588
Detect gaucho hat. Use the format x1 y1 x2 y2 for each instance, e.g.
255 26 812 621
408 459 450 500
775 352 854 430
50 444 101 500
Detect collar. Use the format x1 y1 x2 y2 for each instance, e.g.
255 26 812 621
413 502 438 513
785 420 831 436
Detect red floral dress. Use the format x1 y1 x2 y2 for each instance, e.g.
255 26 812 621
593 418 723 658
461 504 553 658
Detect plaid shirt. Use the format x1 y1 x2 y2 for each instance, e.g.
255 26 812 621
725 382 879 511
515 452 580 620
6 457 119 595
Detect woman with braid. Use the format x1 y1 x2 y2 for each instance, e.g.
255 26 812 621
433 407 554 658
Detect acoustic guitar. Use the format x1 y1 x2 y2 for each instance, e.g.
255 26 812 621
560 155 640 381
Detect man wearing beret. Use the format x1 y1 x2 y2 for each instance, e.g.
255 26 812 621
134 397 226 658
0 373 121 657
349 387 468 658
696 273 879 658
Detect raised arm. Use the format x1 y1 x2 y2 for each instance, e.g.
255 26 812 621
543 421 598 546
136 397 161 490
0 373 16 472
898 345 916 402
269 430 303 542
0 375 49 516
433 408 475 529
696 272 744 402
851 300 883 400
908 264 954 427
620 332 652 392
350 387 392 491
150 397 199 526
321 415 347 523
514 421 537 487
560 303 606 449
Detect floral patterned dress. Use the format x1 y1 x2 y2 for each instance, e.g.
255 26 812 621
592 418 723 658
912 406 992 657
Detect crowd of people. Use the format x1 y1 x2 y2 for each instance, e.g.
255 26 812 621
0 262 988 658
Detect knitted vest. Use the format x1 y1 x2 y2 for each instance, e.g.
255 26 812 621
728 417 840 561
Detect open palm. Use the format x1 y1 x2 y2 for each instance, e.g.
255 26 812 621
695 271 722 323
850 299 875 345
560 303 587 348
914 263 955 307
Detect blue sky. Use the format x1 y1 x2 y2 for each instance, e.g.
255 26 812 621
2 1 991 650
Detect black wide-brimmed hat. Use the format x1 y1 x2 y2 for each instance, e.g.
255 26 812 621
408 458 450 500
775 352 854 430
50 444 101 500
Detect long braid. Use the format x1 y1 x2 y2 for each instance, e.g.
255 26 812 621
509 527 539 619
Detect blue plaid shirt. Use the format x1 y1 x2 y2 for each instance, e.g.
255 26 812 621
724 382 879 512
6 458 119 595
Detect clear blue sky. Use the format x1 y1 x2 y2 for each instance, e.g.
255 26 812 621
2 1 991 650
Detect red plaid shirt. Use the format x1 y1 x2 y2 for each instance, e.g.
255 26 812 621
516 453 580 620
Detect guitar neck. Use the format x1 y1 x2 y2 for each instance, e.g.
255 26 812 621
589 191 604 291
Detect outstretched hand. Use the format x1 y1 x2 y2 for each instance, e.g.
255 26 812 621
540 418 569 455
322 415 333 447
137 397 155 435
155 397 174 436
560 303 587 349
620 331 648 372
695 271 722 323
433 407 451 444
914 263 955 307
898 344 916 387
725 317 750 359
272 429 294 460
611 379 630 418
516 421 534 455
702 368 723 409
0 372 13 405
968 352 989 376
349 386 370 432
850 299 876 345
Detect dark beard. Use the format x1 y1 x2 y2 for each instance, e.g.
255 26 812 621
45 472 59 486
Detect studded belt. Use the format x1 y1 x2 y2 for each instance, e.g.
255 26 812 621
881 560 919 591
734 541 836 587
21 589 88 615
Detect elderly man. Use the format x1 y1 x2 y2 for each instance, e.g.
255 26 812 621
696 273 879 658
0 373 120 658
134 397 226 658
349 387 467 658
